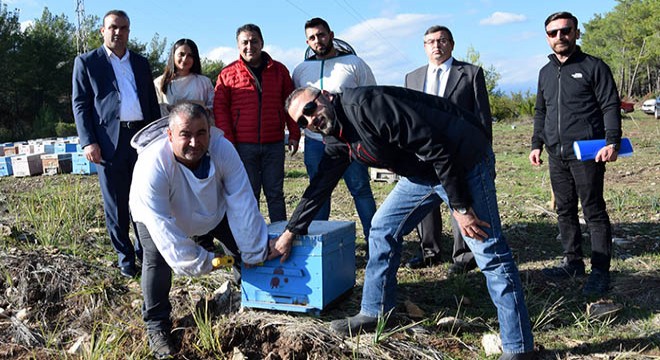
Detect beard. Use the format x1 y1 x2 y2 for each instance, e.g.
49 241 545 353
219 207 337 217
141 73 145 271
313 44 333 57
315 109 337 136
552 40 576 57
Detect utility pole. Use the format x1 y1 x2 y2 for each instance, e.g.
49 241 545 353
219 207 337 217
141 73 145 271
74 0 87 55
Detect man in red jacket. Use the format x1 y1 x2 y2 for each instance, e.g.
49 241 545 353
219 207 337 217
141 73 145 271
214 24 300 222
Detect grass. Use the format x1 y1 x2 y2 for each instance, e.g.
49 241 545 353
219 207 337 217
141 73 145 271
0 113 659 359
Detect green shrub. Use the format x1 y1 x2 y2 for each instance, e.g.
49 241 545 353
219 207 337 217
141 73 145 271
55 122 78 137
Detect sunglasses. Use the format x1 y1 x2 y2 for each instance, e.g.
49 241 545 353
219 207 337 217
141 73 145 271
296 91 321 129
546 26 573 37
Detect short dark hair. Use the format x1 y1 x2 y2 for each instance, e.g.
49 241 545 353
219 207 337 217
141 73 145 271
305 17 331 33
284 86 320 113
103 10 130 25
169 102 211 128
544 11 578 29
236 24 263 42
424 25 454 44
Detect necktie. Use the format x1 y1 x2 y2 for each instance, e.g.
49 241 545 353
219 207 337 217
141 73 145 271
427 67 441 96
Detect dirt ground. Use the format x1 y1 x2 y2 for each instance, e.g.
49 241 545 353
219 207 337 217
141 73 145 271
0 116 659 359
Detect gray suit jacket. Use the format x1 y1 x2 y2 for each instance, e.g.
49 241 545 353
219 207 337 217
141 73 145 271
404 59 492 142
72 47 160 160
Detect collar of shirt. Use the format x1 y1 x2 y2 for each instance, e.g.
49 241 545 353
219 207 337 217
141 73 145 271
103 44 130 63
427 56 453 75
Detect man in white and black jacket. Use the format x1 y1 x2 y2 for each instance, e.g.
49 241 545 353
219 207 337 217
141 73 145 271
272 86 535 360
530 11 621 297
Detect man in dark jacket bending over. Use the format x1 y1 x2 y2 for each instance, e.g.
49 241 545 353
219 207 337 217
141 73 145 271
272 86 535 360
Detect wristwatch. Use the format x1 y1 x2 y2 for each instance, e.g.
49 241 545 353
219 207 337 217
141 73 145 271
608 143 620 151
455 207 468 215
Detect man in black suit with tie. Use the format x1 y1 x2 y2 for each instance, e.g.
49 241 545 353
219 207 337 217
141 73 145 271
72 10 160 278
404 25 493 274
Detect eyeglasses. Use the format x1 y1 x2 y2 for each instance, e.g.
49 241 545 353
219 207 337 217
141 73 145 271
297 91 321 129
424 38 450 45
546 26 573 37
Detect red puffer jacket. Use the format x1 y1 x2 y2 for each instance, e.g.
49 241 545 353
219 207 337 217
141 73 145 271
213 52 300 144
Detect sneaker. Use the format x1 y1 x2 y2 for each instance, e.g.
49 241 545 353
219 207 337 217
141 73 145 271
582 268 610 296
541 260 585 279
147 330 174 359
330 313 379 336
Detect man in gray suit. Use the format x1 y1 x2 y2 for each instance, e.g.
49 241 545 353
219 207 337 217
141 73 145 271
404 25 492 273
72 10 160 279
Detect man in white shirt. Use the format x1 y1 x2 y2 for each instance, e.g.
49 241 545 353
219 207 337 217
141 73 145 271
292 17 377 245
72 10 160 279
404 25 493 273
129 102 284 359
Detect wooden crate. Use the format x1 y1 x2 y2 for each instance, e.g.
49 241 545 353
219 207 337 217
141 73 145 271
11 153 44 177
41 153 73 175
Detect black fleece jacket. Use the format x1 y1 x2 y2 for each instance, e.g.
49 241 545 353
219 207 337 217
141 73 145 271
286 86 491 235
532 47 622 159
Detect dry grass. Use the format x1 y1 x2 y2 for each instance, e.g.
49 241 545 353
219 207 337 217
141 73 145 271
0 112 658 359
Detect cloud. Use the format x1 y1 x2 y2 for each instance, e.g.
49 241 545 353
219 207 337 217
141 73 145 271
493 53 547 91
480 12 526 26
202 45 307 73
204 46 236 66
20 20 34 32
338 13 449 85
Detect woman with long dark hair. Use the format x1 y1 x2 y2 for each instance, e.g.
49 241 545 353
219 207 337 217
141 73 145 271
154 38 214 118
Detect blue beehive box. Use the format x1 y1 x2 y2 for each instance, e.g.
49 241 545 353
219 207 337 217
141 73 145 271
0 156 13 176
55 143 77 153
241 221 356 315
72 153 97 174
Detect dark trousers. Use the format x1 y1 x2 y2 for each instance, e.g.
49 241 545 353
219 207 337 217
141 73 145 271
235 142 287 222
138 216 240 332
548 155 612 271
416 205 475 264
97 127 141 268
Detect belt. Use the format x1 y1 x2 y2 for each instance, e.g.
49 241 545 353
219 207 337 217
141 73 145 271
120 120 147 130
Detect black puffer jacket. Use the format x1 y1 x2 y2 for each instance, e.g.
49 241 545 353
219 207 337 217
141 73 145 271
532 47 621 159
286 86 491 235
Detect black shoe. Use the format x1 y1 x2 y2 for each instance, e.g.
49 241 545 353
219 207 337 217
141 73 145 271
582 268 610 296
119 265 137 279
147 330 174 359
541 260 585 279
405 255 441 269
330 314 379 336
448 260 477 275
499 351 537 360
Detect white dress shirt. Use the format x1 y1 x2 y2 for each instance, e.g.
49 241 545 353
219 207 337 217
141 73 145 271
425 57 453 97
104 45 144 121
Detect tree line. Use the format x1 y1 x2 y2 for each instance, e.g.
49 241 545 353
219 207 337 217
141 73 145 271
1 1 657 143
0 5 223 143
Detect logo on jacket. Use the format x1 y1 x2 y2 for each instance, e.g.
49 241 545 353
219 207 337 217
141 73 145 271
571 72 583 79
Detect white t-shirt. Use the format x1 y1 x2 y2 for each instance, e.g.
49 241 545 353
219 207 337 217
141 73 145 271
154 73 215 117
292 53 376 141
129 127 268 276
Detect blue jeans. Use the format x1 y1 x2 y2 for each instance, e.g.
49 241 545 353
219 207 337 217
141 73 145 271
304 137 376 239
235 142 286 222
361 150 534 353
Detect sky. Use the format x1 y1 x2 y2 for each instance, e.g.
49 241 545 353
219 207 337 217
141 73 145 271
7 0 618 93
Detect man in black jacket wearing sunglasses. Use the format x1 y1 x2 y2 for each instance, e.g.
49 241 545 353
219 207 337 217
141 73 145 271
530 11 621 297
273 86 535 360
